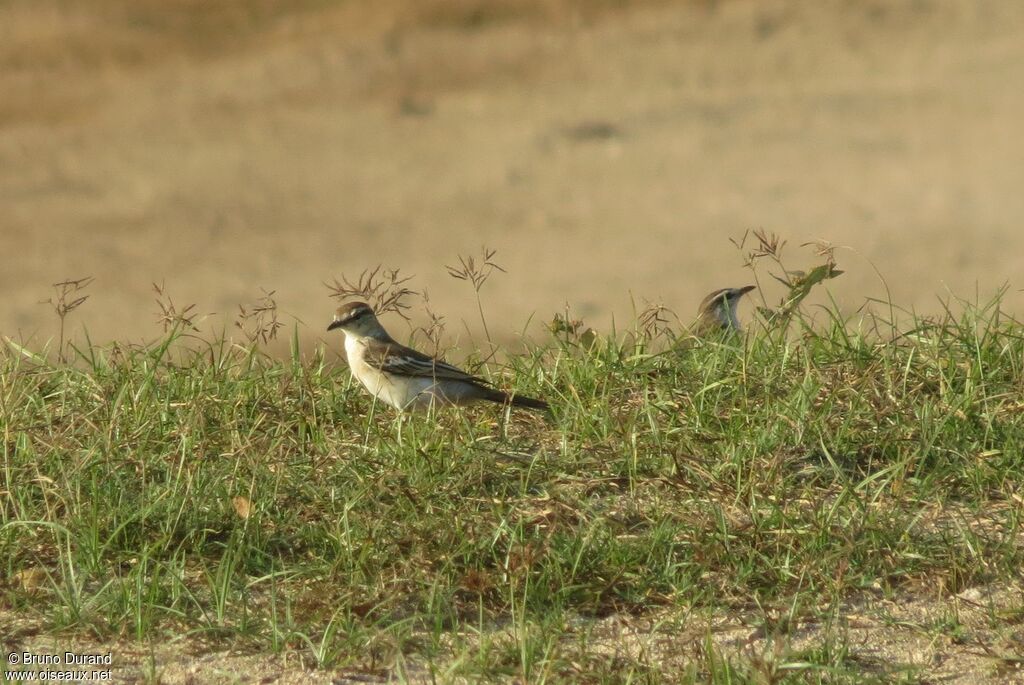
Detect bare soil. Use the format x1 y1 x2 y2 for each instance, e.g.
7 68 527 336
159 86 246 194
2 0 1023 352
5 579 1023 683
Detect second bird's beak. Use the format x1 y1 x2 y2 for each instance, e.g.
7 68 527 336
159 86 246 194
327 319 344 332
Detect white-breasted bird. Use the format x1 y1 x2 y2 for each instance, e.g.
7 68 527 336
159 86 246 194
327 301 548 412
694 285 756 335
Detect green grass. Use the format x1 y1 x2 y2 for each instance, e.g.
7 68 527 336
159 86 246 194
1 295 1023 683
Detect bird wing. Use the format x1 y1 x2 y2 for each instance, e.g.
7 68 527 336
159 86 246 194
363 340 489 384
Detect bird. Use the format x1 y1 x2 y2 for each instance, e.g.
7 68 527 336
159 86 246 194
327 301 549 413
693 285 756 336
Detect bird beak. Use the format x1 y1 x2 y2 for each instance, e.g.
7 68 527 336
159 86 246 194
737 285 756 296
327 319 344 332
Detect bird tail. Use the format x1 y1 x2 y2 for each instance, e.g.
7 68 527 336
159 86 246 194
481 387 550 413
508 393 550 412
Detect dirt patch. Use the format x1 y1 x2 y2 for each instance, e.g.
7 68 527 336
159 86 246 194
583 580 1024 683
5 580 1023 683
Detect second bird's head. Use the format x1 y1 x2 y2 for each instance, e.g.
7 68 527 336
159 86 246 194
328 301 380 336
697 285 756 332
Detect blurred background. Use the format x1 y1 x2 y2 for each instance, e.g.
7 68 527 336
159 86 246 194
2 0 1023 353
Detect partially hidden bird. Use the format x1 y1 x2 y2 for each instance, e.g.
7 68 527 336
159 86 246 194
694 285 756 335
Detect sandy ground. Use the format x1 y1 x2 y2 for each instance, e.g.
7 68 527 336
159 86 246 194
5 579 1023 683
1 0 1023 354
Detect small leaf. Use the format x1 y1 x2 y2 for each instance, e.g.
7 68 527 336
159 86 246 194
232 496 252 520
13 566 47 593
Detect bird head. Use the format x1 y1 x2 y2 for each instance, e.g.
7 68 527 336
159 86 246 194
696 285 756 333
328 301 381 336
